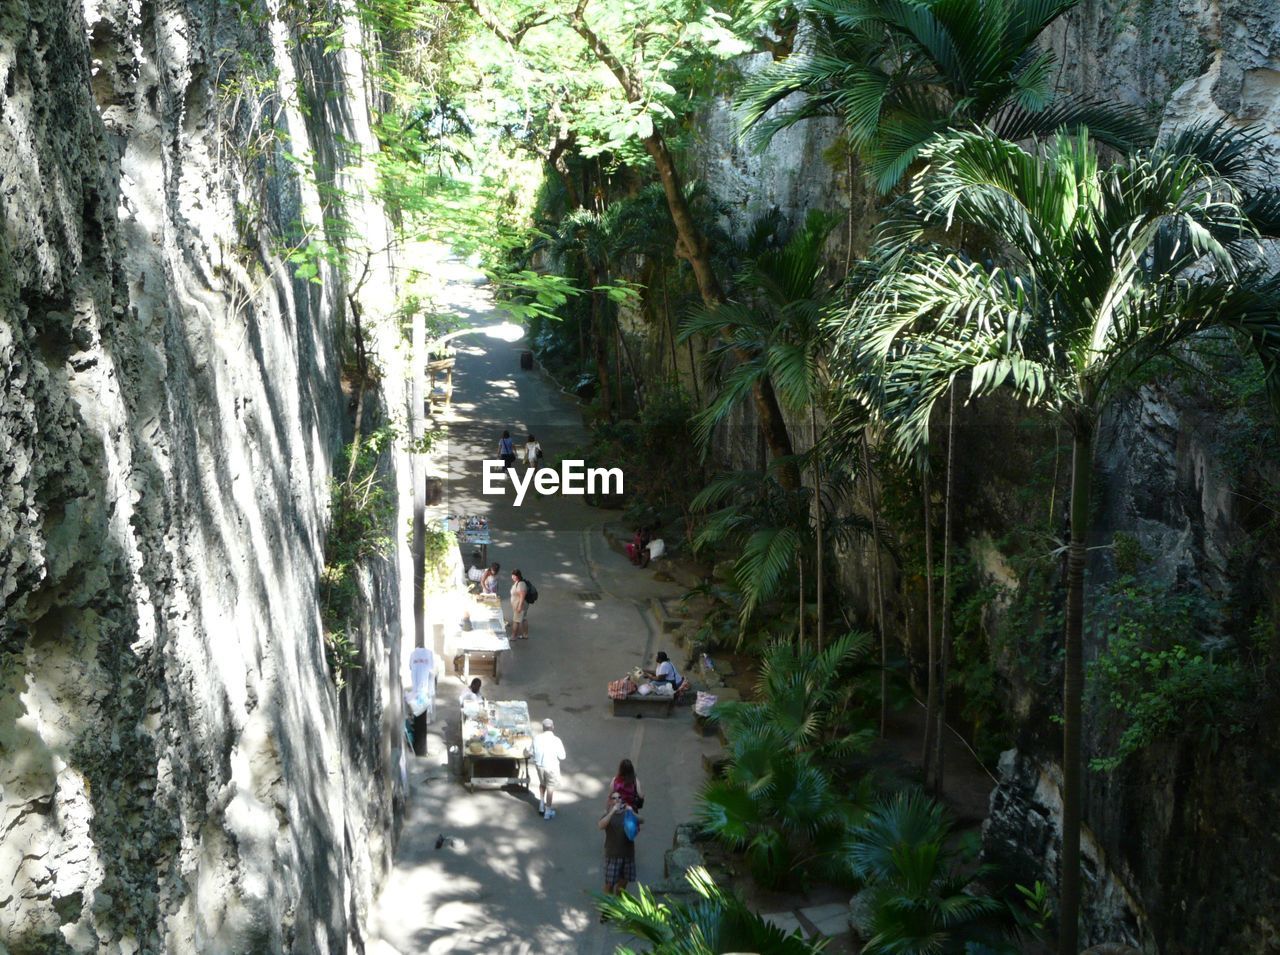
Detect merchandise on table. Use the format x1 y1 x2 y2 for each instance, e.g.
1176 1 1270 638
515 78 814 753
461 700 533 759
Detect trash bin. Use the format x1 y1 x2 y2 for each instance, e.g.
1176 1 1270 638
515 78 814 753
519 350 534 370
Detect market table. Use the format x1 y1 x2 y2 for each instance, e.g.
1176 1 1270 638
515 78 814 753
460 699 533 792
455 597 508 681
448 514 492 564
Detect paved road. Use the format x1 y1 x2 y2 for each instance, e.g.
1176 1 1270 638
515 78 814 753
369 268 717 954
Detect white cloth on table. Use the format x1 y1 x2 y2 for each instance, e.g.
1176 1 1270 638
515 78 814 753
407 647 436 719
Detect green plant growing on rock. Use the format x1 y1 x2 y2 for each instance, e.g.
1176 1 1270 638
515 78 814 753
697 632 877 888
321 424 400 686
598 866 825 954
737 0 1151 193
1088 576 1253 771
839 122 1280 952
849 791 1015 955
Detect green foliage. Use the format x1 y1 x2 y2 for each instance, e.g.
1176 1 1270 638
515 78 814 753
737 0 1151 192
422 526 455 587
598 866 825 955
1088 576 1257 771
321 425 400 686
690 468 811 636
697 633 878 888
579 388 708 532
681 209 840 446
850 792 1015 955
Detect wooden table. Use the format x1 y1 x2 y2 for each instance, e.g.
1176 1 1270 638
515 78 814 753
611 693 676 718
455 598 508 682
461 700 533 791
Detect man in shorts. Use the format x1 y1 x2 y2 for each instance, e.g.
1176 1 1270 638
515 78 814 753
599 791 642 895
510 569 530 639
531 718 566 819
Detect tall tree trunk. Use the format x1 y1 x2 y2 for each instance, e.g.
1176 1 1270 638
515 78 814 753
933 382 957 792
863 434 889 737
640 131 798 486
921 467 937 775
661 263 679 383
686 337 701 405
812 402 824 651
1059 417 1093 955
589 269 611 418
548 134 581 209
798 555 805 650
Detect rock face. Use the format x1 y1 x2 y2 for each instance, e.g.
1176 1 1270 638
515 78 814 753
1 3 407 953
677 1 1280 951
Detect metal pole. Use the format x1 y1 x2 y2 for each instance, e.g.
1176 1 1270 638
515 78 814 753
411 304 428 755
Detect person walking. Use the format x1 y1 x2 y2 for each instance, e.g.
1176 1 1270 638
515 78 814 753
531 718 566 819
610 758 644 810
599 791 642 897
498 430 517 470
524 434 542 470
510 569 530 639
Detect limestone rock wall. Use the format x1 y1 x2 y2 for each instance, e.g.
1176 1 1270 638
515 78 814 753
0 3 407 953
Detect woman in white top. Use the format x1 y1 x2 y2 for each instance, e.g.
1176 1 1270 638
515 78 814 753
524 434 542 468
644 651 680 686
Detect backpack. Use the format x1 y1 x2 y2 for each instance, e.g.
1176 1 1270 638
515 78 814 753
524 579 538 604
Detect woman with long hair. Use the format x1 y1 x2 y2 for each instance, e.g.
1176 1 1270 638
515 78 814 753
610 758 644 810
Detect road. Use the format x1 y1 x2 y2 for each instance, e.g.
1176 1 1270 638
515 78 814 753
368 264 718 954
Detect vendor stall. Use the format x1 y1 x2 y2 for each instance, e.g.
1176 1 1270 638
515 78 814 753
460 699 533 792
447 514 492 563
455 596 508 681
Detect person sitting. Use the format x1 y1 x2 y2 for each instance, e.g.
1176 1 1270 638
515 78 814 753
626 527 651 566
466 552 485 588
643 651 680 687
459 677 484 704
611 758 645 810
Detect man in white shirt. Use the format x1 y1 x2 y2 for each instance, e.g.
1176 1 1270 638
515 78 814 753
531 718 567 819
459 678 484 704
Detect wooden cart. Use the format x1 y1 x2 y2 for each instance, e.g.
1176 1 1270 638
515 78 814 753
460 700 534 792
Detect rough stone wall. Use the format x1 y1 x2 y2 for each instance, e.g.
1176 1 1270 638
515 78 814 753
0 3 406 953
676 2 1280 951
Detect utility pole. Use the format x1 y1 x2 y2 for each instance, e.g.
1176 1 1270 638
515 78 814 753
411 302 428 756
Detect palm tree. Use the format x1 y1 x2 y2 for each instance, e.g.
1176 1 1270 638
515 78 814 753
553 205 637 416
698 632 878 887
682 209 839 493
737 0 1150 193
838 123 1280 953
598 866 826 954
849 791 1013 955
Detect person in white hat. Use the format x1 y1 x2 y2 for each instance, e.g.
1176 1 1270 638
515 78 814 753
531 718 567 819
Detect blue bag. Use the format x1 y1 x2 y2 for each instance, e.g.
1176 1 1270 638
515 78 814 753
623 807 639 841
